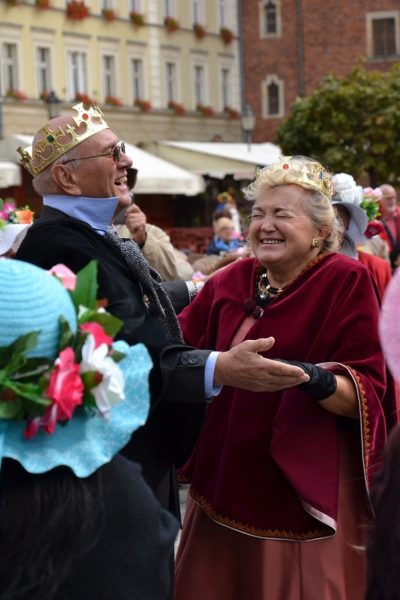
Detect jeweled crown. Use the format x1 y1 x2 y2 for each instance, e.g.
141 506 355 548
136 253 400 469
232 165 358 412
17 103 109 177
254 156 333 199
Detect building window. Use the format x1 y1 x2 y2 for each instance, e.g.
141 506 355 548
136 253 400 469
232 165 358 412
372 18 396 57
100 0 113 9
367 12 399 59
264 1 277 33
67 51 87 100
129 0 141 10
165 61 177 103
218 0 229 28
262 75 284 118
192 0 203 23
221 67 231 109
259 0 281 38
103 55 116 98
36 47 51 95
194 64 205 105
163 0 174 18
131 58 144 99
2 43 18 93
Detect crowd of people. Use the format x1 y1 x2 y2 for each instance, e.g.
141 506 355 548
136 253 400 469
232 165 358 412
0 103 399 600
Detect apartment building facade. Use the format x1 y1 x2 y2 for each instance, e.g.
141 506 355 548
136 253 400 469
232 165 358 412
242 0 400 142
0 0 242 144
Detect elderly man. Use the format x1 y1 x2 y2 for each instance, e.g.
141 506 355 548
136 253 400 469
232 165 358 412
378 184 400 253
16 104 308 517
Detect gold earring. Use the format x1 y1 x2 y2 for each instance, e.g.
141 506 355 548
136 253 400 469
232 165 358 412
311 238 321 248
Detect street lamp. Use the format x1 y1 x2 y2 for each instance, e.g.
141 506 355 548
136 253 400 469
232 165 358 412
46 91 61 119
241 104 256 152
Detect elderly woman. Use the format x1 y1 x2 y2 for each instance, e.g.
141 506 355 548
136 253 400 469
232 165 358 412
175 156 396 600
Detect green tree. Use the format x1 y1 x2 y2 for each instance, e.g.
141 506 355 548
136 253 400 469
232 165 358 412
275 65 400 185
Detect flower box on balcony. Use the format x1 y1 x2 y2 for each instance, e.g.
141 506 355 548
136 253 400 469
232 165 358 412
105 95 123 107
6 89 28 101
74 92 93 105
224 106 240 120
193 22 207 39
66 1 90 20
196 104 215 117
102 8 116 21
220 27 235 45
130 11 145 27
164 16 180 33
35 0 50 8
134 98 152 113
168 101 186 116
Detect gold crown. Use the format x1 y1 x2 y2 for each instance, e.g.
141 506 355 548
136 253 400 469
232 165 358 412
255 156 333 199
17 103 109 177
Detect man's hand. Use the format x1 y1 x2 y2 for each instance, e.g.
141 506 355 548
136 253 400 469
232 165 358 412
214 338 310 392
125 204 147 246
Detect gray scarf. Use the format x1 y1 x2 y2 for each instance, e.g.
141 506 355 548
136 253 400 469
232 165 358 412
105 228 183 342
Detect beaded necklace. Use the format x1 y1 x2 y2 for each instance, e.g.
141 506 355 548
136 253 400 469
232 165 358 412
243 269 287 319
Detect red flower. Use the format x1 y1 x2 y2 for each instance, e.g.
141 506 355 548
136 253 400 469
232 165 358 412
24 348 83 438
80 322 113 349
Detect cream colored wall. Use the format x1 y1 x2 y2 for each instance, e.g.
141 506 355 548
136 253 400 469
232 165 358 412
0 0 242 142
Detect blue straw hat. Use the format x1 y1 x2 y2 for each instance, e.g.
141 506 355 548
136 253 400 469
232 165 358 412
0 259 77 358
0 259 151 477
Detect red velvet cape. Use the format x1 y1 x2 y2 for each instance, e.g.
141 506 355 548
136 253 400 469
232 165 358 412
179 253 397 540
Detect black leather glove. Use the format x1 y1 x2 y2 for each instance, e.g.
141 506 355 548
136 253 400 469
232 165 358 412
276 360 337 401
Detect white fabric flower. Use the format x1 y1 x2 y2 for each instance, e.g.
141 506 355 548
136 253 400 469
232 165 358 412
80 334 125 417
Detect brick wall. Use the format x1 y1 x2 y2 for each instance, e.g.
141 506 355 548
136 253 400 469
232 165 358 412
242 0 399 143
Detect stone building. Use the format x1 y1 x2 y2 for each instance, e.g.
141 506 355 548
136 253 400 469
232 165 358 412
0 0 242 143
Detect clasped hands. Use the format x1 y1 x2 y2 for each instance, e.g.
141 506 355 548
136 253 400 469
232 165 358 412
214 337 336 399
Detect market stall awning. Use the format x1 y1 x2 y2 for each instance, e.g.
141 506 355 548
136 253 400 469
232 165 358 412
0 136 205 196
145 141 282 180
0 161 21 187
124 143 205 195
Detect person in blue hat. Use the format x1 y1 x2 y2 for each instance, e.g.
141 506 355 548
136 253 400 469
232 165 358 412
0 259 178 600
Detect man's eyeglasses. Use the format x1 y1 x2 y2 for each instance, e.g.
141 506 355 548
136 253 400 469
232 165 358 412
60 141 126 165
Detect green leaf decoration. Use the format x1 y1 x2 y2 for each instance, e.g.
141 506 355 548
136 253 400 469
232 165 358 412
59 316 75 351
0 331 40 373
69 261 98 312
0 396 22 419
78 309 123 337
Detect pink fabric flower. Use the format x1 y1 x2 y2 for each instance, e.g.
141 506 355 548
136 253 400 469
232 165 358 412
80 322 113 349
48 263 77 290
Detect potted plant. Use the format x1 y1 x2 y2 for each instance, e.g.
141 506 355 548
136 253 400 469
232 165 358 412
5 90 28 101
35 0 51 8
102 8 116 21
134 98 152 113
193 22 207 39
164 16 179 33
168 100 186 116
196 103 215 117
66 1 90 20
220 27 235 45
74 92 93 105
130 11 145 27
224 106 240 120
105 95 123 107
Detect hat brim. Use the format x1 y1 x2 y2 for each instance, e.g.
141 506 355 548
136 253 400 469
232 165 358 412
0 342 151 477
332 200 368 240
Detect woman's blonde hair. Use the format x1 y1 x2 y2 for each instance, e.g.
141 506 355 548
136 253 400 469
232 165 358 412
243 156 340 253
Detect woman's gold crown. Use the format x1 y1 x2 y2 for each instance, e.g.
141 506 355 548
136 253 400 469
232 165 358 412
255 156 333 199
17 103 109 177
